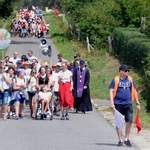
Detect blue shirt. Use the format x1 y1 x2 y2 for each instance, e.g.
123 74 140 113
109 77 136 105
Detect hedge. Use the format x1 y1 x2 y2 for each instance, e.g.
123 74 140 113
113 27 150 112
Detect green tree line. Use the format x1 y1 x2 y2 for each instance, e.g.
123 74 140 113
1 0 150 49
0 0 22 18
55 0 150 49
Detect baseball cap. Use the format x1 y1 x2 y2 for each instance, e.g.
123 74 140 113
52 62 56 68
43 61 49 67
79 60 85 65
17 68 25 73
56 62 61 67
119 64 129 71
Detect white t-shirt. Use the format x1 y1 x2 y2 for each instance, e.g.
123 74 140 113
13 77 25 87
25 68 31 76
38 91 52 100
9 57 21 66
52 71 60 92
0 73 10 89
27 76 37 92
58 70 72 83
28 56 37 64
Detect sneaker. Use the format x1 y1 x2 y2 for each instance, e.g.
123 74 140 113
50 115 53 120
65 114 69 120
40 114 44 120
117 141 123 146
124 140 132 147
81 110 85 114
7 114 10 119
15 116 19 120
60 116 65 120
19 114 23 119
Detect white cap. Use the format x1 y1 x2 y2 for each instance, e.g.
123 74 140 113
56 62 61 66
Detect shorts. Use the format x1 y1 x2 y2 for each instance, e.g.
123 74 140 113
0 91 11 105
9 100 15 107
115 104 133 123
28 91 37 101
22 29 27 34
15 94 25 104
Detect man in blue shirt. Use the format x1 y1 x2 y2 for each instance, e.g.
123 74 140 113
109 64 140 147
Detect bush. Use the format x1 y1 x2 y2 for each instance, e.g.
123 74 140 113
113 27 150 112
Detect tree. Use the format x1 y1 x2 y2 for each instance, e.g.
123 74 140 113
0 0 21 18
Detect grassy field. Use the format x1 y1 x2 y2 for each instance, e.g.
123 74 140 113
44 12 150 128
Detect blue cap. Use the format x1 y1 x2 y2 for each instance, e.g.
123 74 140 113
119 64 129 71
17 69 25 73
79 60 85 65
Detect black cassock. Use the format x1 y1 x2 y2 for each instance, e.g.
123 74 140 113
73 67 92 112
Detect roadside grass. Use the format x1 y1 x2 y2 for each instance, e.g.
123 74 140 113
44 13 76 62
44 12 150 128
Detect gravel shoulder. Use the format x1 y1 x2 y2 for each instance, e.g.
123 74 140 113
92 99 150 150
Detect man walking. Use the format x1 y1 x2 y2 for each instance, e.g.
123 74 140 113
9 51 21 66
73 60 92 113
109 64 140 147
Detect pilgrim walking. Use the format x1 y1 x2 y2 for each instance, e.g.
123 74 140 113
73 60 92 113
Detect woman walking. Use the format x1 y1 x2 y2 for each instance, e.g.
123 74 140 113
7 67 16 119
13 69 27 120
58 62 74 120
27 69 37 118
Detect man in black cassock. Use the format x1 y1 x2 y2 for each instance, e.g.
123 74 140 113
73 60 92 113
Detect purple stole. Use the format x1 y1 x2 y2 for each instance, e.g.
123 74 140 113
70 68 74 74
77 68 87 97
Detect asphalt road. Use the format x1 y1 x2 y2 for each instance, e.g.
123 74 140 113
0 36 140 150
6 35 58 65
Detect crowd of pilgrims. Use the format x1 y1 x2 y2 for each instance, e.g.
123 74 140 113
0 50 92 121
10 8 49 38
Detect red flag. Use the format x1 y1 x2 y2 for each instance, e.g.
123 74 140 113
134 111 141 133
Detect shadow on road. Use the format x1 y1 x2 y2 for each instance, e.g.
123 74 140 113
11 40 38 44
95 143 117 147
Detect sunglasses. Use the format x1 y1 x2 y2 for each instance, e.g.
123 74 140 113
32 72 36 73
123 70 130 72
0 67 5 69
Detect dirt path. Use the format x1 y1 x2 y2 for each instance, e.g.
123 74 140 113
92 99 150 150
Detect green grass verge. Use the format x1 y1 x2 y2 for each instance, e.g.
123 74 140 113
44 13 76 62
44 12 150 128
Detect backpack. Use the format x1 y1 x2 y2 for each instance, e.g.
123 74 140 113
113 76 135 101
